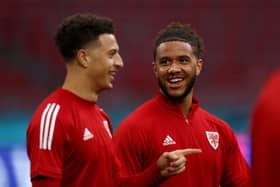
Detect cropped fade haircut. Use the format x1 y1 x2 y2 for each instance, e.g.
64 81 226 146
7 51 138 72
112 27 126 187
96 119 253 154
153 22 205 60
54 13 114 61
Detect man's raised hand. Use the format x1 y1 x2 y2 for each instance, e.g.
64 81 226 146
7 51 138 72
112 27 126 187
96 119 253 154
157 148 202 177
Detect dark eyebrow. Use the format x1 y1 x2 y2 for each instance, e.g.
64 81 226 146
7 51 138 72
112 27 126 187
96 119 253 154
108 48 118 54
159 56 169 60
177 55 190 59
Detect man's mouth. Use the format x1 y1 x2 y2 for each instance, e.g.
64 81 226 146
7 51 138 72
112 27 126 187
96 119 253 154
167 77 184 88
168 78 184 83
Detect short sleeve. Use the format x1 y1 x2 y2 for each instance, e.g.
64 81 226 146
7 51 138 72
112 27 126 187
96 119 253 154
27 103 65 180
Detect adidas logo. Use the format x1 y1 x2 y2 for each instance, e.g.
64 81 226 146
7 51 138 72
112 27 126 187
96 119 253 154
163 135 176 146
83 128 94 141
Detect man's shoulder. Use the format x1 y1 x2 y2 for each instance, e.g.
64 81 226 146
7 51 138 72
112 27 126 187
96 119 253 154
116 98 158 129
196 108 237 144
197 108 232 130
257 69 280 106
128 98 158 116
30 89 74 122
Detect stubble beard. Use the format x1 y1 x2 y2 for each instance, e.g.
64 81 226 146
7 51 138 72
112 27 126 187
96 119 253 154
158 74 197 103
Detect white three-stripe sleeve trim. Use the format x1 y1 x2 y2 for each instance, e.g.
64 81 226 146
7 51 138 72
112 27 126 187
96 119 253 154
47 105 60 150
39 103 60 150
39 104 51 149
42 104 56 149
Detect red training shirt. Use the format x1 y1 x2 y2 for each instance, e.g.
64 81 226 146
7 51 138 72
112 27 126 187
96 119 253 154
27 88 165 187
27 88 116 186
113 92 251 187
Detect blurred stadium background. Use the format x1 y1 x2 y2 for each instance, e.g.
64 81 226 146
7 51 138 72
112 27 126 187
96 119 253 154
1 0 279 186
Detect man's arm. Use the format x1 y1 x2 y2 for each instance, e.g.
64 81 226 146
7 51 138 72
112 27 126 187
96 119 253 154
27 105 64 187
220 128 251 187
115 148 202 187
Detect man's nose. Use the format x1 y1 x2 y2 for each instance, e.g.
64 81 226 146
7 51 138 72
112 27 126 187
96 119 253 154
168 61 181 73
115 55 124 69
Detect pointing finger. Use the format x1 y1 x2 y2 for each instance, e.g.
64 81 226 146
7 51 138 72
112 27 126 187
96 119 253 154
174 148 202 156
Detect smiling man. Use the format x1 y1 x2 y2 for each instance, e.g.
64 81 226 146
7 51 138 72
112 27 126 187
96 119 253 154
26 13 124 187
26 14 198 187
112 22 251 186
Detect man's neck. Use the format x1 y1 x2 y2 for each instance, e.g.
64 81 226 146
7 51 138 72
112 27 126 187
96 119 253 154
62 73 98 102
180 94 193 117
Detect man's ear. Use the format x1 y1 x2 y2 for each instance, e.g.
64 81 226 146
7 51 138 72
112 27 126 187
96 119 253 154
196 59 203 76
152 61 157 76
76 49 89 68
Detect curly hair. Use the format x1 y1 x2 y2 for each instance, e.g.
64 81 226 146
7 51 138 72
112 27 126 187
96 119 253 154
54 13 114 61
153 22 205 60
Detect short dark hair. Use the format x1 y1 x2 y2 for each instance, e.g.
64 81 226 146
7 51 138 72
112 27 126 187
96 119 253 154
153 22 205 60
54 13 114 61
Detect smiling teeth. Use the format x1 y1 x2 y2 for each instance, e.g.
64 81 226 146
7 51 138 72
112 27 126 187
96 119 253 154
169 78 183 82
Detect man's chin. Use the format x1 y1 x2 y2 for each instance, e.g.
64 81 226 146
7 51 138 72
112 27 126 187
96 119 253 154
99 84 113 92
165 92 186 101
167 90 185 97
107 81 114 88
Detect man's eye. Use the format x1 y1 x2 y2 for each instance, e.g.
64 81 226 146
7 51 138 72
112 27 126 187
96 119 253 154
159 59 170 65
178 57 189 63
108 49 117 57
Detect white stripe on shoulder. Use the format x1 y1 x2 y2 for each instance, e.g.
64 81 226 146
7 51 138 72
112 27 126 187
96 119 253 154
42 103 56 149
39 103 61 150
39 103 51 149
47 105 60 150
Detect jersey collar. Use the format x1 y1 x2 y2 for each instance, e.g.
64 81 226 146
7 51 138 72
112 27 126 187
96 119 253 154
155 90 200 119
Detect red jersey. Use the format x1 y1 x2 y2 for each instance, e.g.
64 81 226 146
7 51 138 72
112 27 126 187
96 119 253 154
27 88 165 187
113 92 251 187
251 69 280 187
27 88 116 186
